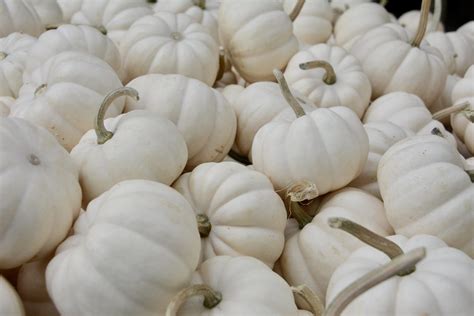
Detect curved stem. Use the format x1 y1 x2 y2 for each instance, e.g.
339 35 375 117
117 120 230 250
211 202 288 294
273 69 305 118
328 217 415 275
289 0 305 22
324 247 426 316
411 0 432 47
432 101 470 120
299 60 337 85
290 201 313 229
197 214 212 237
292 285 324 316
430 0 442 32
227 149 251 166
166 284 222 316
95 87 139 145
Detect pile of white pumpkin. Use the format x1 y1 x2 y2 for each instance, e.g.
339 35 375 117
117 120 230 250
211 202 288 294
1 0 473 315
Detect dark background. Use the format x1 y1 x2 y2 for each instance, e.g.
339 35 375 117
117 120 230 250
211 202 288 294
385 0 474 31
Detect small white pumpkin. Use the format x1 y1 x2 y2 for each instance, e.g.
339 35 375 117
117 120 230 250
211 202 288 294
458 21 474 46
0 96 14 117
378 134 474 256
71 87 188 205
217 83 244 104
12 51 124 151
46 179 201 316
330 0 370 18
451 65 474 155
0 117 81 269
0 0 45 37
0 275 25 316
285 43 371 118
398 10 444 40
173 161 287 267
0 32 36 98
429 74 460 126
25 0 63 27
57 0 83 22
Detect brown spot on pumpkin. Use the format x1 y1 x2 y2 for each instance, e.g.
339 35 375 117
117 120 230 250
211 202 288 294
28 154 40 165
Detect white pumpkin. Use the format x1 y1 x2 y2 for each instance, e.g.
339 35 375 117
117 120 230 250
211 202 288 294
0 96 14 116
25 0 63 27
23 24 122 81
451 65 474 155
57 0 83 22
378 135 474 257
425 31 474 76
326 233 473 315
46 179 201 316
120 11 219 85
429 74 460 126
334 3 391 50
12 51 124 151
282 0 333 47
124 74 236 170
168 256 299 316
0 0 45 37
71 0 153 46
0 32 36 98
217 83 244 104
330 0 370 18
173 161 287 267
71 87 188 205
285 43 371 118
349 122 411 199
17 257 59 316
398 10 444 40
458 21 474 47
280 188 393 303
218 0 300 83
0 118 81 269
0 275 25 316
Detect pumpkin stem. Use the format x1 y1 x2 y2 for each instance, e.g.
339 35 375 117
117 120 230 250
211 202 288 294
289 201 313 229
273 69 306 118
411 0 432 47
328 217 416 276
299 60 337 85
432 101 470 120
430 0 442 32
0 52 7 60
195 0 206 10
95 87 139 145
289 0 305 22
166 284 222 316
292 285 324 316
287 180 319 203
324 247 426 316
197 214 212 237
227 149 251 165
430 127 444 137
379 0 388 7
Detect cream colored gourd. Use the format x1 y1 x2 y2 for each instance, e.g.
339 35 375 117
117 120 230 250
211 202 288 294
57 0 83 22
0 118 81 269
25 0 63 27
71 0 153 46
378 135 474 256
429 74 460 126
285 43 371 118
71 87 188 205
282 0 333 47
425 32 474 76
458 21 474 46
173 162 287 267
0 96 14 117
349 122 411 199
334 3 391 50
125 74 236 170
399 10 444 40
121 12 219 85
0 275 25 316
326 220 473 315
451 65 474 155
280 188 393 303
252 70 368 202
12 52 124 151
351 0 448 107
217 84 244 104
17 257 59 316
46 179 201 316
167 256 299 316
218 0 301 83
24 24 122 81
0 0 45 37
0 33 36 98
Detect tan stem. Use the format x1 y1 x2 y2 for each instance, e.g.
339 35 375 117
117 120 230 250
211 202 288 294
328 217 415 275
299 60 337 85
273 69 305 118
289 0 305 22
379 0 389 7
324 247 426 316
432 101 470 120
430 0 442 32
166 284 222 316
292 285 324 316
95 87 139 145
197 214 212 237
290 201 313 229
411 0 432 47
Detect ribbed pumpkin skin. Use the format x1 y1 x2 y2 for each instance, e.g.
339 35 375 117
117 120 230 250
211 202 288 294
451 65 474 155
0 275 25 316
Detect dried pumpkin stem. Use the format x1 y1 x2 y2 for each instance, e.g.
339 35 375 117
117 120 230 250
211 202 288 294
290 201 313 229
292 285 324 316
197 214 212 237
324 247 426 316
411 0 432 47
430 127 443 137
430 0 442 32
273 69 306 118
299 60 337 85
166 284 222 316
289 0 305 22
432 101 470 120
95 87 139 145
328 217 415 275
